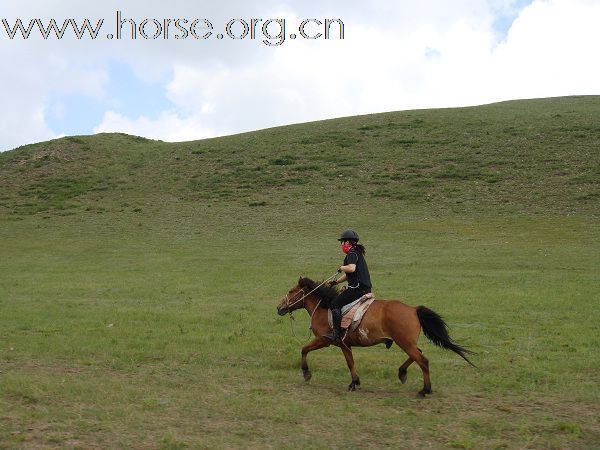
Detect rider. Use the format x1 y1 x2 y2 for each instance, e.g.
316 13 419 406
326 229 372 341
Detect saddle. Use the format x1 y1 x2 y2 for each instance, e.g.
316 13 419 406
328 293 375 333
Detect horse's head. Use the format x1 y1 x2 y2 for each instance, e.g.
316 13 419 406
276 277 307 316
277 277 338 315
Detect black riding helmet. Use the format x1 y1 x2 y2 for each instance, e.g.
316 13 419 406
338 229 359 242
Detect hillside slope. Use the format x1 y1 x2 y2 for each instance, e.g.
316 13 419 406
1 96 598 218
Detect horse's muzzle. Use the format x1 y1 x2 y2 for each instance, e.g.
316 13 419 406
277 305 288 316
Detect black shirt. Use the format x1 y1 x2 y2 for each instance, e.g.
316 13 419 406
344 250 372 289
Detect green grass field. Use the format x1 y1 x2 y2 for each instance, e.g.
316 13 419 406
1 96 599 448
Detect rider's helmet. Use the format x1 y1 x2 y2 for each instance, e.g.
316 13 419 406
338 229 359 242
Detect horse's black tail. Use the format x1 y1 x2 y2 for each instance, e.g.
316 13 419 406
416 306 476 367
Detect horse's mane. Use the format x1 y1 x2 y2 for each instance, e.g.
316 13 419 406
299 277 339 308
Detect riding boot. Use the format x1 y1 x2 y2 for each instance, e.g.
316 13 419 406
325 308 343 341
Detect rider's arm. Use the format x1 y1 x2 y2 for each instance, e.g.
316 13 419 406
334 273 348 285
339 263 356 274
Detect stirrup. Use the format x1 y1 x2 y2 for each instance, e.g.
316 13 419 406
323 329 341 341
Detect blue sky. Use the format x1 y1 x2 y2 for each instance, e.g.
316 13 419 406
1 0 599 151
45 61 173 136
491 0 535 38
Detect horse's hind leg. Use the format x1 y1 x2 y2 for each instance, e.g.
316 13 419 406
340 345 360 391
301 337 331 381
398 357 413 384
398 348 422 384
395 337 431 396
405 345 431 397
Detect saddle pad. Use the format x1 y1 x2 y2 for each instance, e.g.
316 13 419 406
341 295 367 316
345 297 375 333
328 293 375 331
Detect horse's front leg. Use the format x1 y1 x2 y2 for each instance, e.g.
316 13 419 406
301 337 331 381
340 345 360 391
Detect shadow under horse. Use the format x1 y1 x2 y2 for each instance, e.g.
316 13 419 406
277 277 475 397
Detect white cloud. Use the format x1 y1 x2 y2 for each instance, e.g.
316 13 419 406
0 102 57 151
93 110 215 141
0 45 107 150
488 0 600 99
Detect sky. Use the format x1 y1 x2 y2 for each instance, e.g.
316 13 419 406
1 0 599 152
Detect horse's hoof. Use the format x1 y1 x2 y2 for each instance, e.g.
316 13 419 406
417 388 432 398
303 370 312 382
399 369 407 384
384 339 393 349
348 384 356 391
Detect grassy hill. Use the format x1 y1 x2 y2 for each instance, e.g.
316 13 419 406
1 96 599 221
1 96 599 449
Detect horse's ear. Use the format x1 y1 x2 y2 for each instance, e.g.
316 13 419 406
298 276 303 286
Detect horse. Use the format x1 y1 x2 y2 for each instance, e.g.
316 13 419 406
276 277 475 397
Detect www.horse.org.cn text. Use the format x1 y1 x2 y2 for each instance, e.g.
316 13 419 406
1 11 345 46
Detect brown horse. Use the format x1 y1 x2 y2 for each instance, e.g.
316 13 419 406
277 277 474 396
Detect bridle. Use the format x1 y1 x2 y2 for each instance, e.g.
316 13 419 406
282 287 321 343
281 272 339 313
283 288 307 310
